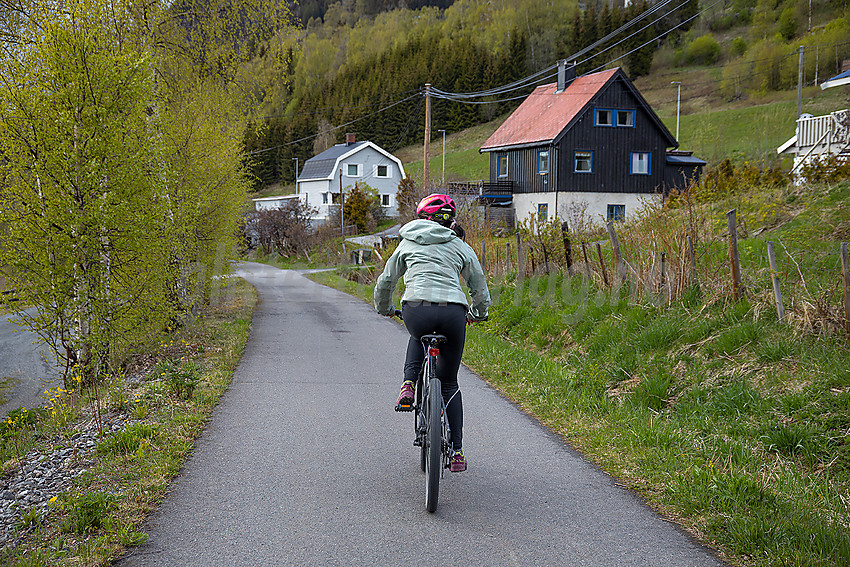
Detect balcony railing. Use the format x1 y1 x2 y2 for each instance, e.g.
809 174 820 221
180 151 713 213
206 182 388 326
797 110 849 148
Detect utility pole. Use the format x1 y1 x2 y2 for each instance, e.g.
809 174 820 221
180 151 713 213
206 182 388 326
292 157 299 194
671 81 681 141
424 83 431 191
797 46 804 118
438 129 446 187
339 169 344 239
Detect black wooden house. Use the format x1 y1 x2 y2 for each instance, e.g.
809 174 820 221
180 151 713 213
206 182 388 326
479 63 705 226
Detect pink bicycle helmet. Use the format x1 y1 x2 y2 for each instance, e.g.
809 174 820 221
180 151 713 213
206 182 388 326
416 194 456 225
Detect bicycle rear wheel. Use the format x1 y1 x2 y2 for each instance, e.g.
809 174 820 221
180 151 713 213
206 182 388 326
424 377 442 513
417 372 426 472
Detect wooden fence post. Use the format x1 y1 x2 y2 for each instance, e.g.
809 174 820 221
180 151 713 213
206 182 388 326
766 241 785 323
596 242 609 287
561 221 573 276
687 234 698 288
506 242 511 274
841 242 849 335
581 241 592 279
481 241 487 273
659 251 667 296
606 221 626 280
726 209 745 300
513 233 525 306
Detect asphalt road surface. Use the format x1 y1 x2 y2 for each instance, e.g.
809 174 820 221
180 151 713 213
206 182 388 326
0 311 63 416
116 262 725 567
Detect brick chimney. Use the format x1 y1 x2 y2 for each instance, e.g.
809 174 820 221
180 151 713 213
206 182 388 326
346 132 356 145
556 60 576 94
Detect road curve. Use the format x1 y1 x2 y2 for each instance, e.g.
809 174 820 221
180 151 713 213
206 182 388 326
116 262 725 567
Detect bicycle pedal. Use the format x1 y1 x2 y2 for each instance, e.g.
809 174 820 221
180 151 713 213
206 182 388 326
395 403 414 412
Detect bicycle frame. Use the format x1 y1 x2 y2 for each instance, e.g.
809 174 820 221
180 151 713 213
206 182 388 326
415 338 451 469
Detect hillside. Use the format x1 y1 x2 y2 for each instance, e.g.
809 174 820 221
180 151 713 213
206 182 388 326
243 0 849 193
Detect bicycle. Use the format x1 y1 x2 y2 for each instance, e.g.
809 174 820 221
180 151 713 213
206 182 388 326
393 311 452 513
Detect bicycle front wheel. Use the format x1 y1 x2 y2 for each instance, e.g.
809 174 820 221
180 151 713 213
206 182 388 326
424 377 442 513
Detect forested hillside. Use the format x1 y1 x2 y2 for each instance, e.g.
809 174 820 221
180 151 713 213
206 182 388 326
243 0 850 191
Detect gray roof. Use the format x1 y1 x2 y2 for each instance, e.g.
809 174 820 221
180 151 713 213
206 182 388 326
666 154 707 166
298 142 367 180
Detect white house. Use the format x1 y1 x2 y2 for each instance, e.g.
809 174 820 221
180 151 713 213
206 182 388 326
297 134 405 224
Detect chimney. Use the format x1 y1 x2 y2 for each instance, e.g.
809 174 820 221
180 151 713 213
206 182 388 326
346 132 356 145
556 60 576 93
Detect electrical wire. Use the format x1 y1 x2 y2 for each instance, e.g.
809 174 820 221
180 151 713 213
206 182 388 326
247 91 421 155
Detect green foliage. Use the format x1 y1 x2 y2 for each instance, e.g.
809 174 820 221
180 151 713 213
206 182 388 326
0 0 284 385
62 492 115 534
157 360 203 400
777 6 798 41
96 423 157 455
730 37 748 57
343 182 383 233
685 34 721 65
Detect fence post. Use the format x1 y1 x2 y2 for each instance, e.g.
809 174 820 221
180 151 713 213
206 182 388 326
506 242 511 274
766 241 785 323
481 241 487 273
581 241 592 279
561 221 573 276
606 221 626 280
513 233 525 306
726 209 745 300
659 251 667 297
841 242 849 335
596 242 609 287
687 234 698 288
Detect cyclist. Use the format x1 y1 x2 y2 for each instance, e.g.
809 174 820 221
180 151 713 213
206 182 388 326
374 194 490 472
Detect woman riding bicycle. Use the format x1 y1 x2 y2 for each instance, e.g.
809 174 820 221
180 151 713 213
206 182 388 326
374 194 490 472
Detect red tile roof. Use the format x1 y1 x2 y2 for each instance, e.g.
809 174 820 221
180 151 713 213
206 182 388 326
480 68 619 151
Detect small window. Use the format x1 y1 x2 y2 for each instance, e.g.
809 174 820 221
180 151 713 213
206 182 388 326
537 150 549 174
346 164 360 177
595 109 613 126
630 152 651 175
538 203 548 223
322 193 329 204
574 150 593 173
607 204 625 222
381 194 390 207
376 164 389 178
616 110 635 127
497 154 508 177
331 192 341 204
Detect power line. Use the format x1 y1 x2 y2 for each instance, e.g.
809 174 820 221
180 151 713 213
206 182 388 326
246 92 421 156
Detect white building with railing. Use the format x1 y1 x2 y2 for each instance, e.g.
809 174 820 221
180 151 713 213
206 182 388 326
777 110 850 181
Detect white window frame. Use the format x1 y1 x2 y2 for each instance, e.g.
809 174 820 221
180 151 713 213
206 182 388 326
537 150 549 174
345 163 361 177
381 194 391 207
374 164 391 179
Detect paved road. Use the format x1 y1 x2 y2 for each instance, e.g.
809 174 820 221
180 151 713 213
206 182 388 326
0 312 63 416
117 262 725 567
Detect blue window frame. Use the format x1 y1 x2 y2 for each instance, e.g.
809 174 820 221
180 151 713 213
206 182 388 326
595 109 613 126
497 154 508 177
630 152 651 175
616 110 636 127
574 150 593 173
607 204 625 221
538 203 549 223
537 150 549 174
596 108 636 127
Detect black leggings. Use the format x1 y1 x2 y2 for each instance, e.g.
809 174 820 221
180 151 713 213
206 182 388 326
401 301 467 451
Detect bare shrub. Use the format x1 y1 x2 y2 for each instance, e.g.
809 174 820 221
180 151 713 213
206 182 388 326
246 200 317 257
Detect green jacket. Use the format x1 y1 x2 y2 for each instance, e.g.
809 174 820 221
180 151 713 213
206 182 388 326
373 219 490 319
